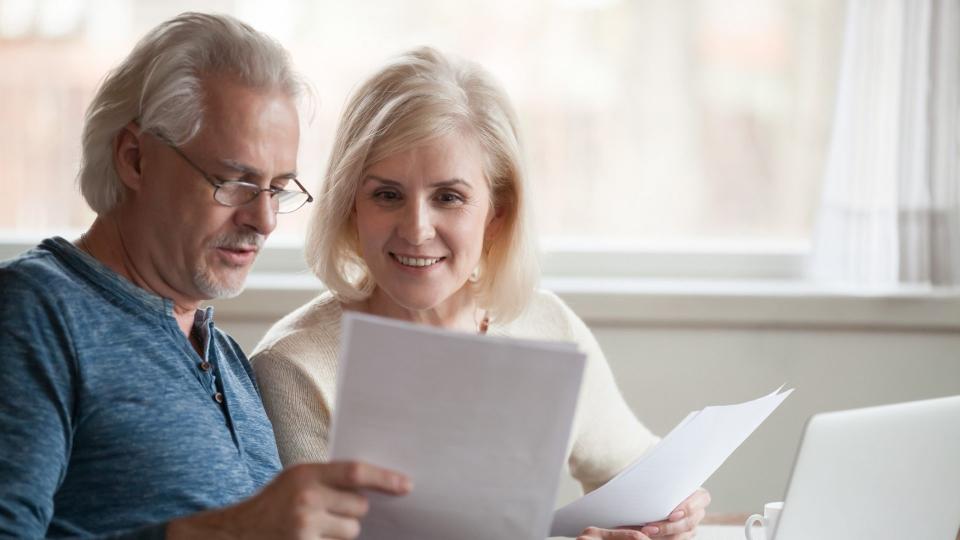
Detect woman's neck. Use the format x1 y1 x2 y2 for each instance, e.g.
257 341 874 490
350 287 484 334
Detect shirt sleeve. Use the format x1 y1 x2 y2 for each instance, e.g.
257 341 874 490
554 296 661 494
252 348 333 465
0 269 186 540
97 523 167 540
0 268 78 538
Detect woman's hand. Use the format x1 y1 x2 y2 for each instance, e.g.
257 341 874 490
577 487 711 540
577 527 650 539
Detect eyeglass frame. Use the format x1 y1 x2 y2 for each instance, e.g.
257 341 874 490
148 130 314 214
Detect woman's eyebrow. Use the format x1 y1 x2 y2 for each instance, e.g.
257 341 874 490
362 175 473 189
363 175 401 187
430 178 471 189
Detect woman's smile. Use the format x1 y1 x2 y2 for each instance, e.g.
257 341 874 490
390 252 447 269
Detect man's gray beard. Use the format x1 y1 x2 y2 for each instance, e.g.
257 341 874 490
193 265 245 299
194 230 264 299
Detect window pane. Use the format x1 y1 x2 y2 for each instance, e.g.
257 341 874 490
0 0 843 244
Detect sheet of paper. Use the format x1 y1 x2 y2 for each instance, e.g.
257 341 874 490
330 312 586 540
551 386 793 537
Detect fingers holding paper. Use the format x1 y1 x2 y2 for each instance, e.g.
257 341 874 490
577 526 651 540
317 460 414 496
635 487 711 539
256 461 413 538
168 461 412 540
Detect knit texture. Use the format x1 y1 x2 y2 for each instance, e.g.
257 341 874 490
252 290 657 494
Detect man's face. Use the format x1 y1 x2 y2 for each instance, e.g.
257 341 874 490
130 76 299 301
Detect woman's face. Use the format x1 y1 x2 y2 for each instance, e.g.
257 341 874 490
354 132 499 313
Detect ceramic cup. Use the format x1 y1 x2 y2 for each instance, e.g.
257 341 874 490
744 501 783 540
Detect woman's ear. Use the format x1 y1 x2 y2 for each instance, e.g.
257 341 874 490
113 121 144 191
485 203 506 244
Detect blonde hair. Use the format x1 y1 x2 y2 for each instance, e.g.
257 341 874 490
78 12 304 215
306 47 539 323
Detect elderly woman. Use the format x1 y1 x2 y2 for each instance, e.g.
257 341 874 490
252 47 709 540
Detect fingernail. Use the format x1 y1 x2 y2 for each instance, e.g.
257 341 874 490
641 526 659 535
670 510 685 520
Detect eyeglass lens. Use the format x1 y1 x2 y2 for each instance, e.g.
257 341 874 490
215 183 311 214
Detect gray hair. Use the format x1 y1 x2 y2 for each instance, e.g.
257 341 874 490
78 12 305 215
306 46 539 323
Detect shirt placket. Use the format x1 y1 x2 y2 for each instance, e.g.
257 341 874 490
196 316 244 454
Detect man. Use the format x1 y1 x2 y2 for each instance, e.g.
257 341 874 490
0 12 409 539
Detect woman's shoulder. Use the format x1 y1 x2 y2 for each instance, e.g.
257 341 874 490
499 289 581 341
251 290 342 362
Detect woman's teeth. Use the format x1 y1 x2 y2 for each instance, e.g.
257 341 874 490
395 254 443 267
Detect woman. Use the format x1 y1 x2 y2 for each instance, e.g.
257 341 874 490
252 47 709 539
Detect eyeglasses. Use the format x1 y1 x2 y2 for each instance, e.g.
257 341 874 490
151 131 313 214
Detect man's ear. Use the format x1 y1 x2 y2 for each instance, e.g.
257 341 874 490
113 122 144 191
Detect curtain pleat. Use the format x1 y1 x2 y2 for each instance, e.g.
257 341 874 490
809 0 960 288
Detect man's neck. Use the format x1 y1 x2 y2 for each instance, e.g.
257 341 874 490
76 215 201 338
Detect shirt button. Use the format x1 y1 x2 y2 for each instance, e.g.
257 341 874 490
214 392 224 404
199 361 212 372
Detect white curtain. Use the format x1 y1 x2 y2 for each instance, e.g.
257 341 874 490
809 0 960 288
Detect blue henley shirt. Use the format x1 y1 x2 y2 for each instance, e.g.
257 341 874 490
0 237 282 538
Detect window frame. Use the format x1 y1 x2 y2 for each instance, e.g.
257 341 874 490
3 231 959 330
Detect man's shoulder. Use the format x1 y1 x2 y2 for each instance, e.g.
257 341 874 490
0 244 78 305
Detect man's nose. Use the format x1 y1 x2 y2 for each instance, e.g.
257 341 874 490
235 191 278 236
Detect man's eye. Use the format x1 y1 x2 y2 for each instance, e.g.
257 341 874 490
218 180 252 190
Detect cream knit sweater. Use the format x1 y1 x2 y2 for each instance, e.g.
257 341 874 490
251 289 658 494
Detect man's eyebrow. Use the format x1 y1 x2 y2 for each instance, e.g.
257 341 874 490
363 175 472 188
218 159 298 180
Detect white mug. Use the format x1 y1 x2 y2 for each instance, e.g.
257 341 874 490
744 501 783 540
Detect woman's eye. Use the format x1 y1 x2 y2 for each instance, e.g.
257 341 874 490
373 190 401 202
436 191 465 205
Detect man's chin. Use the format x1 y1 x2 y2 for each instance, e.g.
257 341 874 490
193 269 249 300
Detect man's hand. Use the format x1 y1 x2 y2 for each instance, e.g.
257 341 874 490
166 461 412 540
578 487 711 540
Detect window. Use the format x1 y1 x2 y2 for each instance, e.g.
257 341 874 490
0 0 843 276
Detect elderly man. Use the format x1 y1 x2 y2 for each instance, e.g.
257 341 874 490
0 12 408 540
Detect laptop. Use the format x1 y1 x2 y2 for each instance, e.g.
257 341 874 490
773 394 960 540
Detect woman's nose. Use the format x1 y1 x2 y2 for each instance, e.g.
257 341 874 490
398 199 435 245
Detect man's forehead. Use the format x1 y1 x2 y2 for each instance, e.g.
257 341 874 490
170 85 299 182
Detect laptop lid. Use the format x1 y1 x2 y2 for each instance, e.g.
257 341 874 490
775 395 960 540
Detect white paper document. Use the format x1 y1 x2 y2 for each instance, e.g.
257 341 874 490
329 312 587 540
551 386 793 537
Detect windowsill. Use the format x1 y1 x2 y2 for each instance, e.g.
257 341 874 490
211 274 960 332
5 233 957 331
